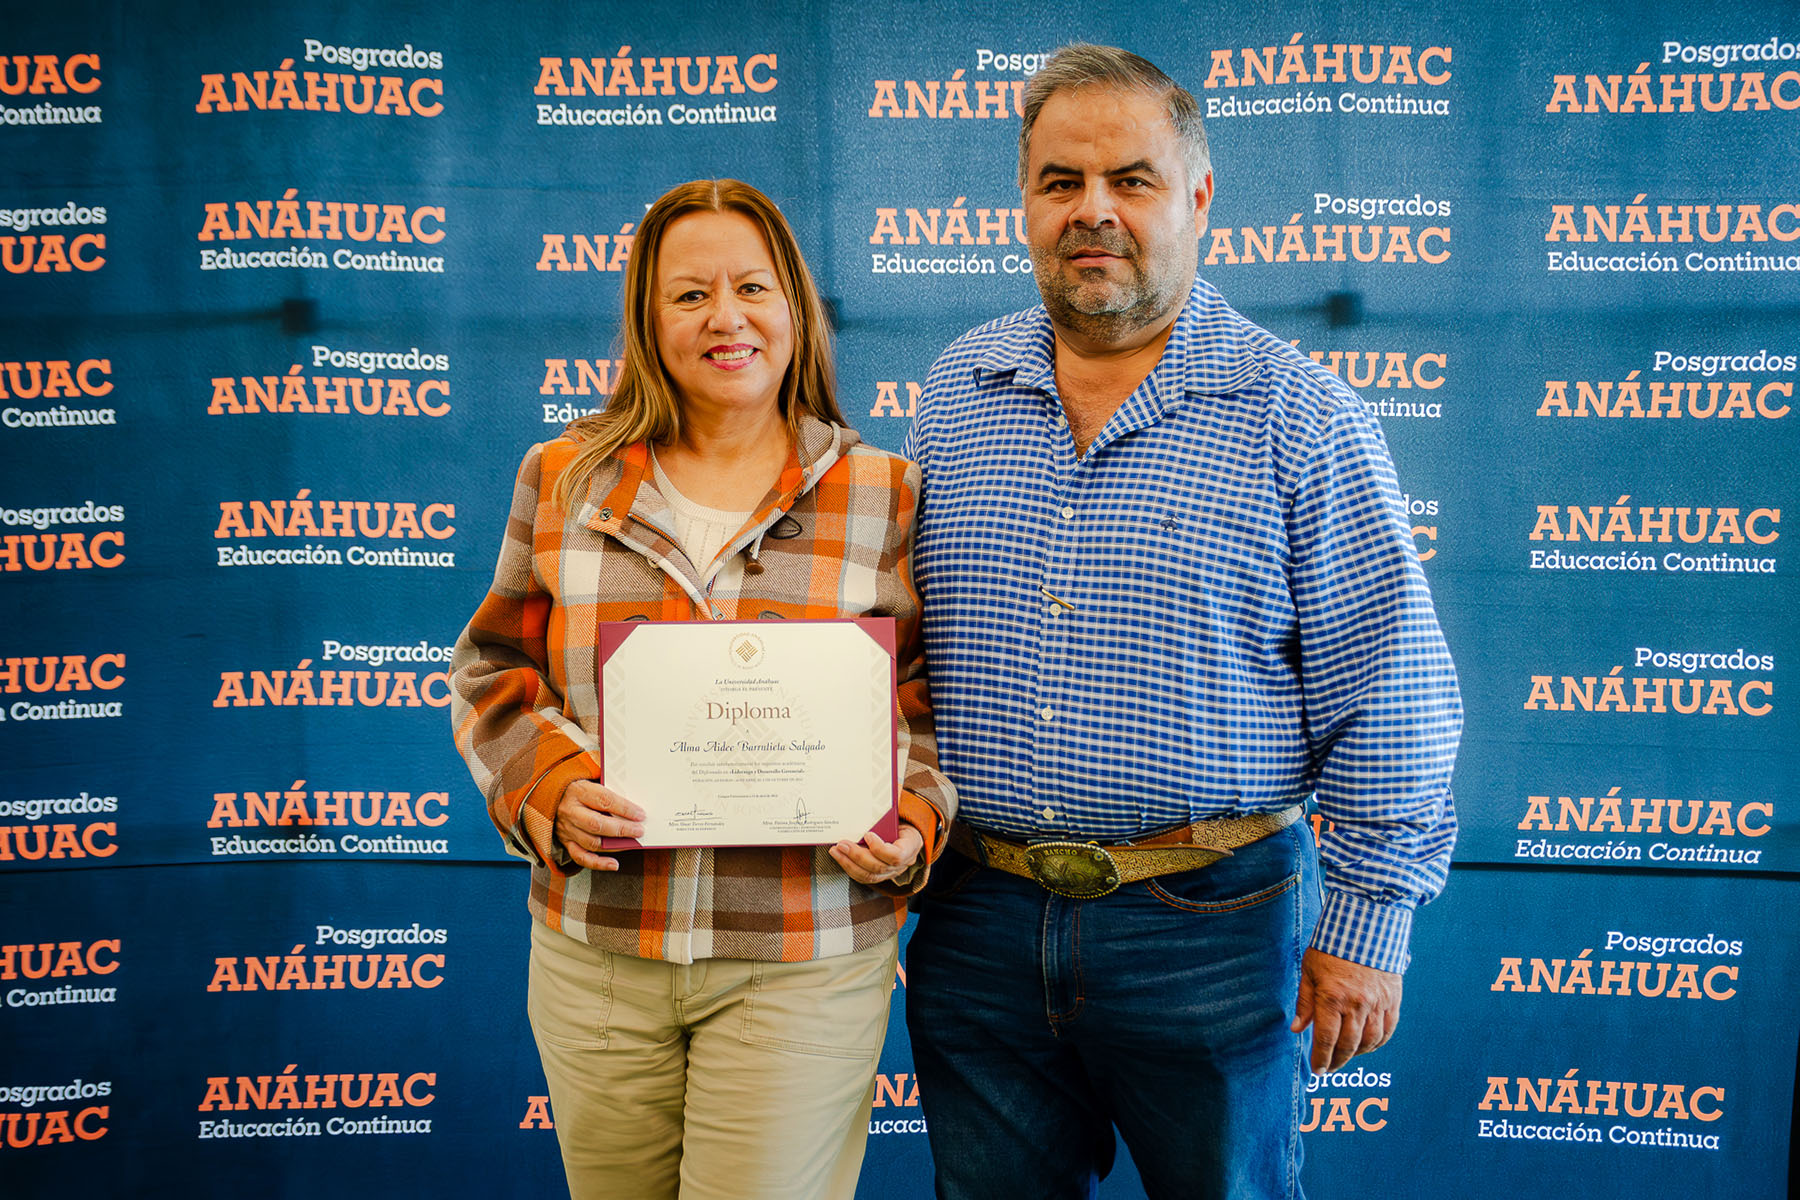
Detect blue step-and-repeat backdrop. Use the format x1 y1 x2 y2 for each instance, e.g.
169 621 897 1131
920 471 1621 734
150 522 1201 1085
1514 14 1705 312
2 1 1796 1196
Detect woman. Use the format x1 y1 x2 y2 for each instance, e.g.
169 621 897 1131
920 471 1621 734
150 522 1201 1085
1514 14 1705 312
449 179 955 1200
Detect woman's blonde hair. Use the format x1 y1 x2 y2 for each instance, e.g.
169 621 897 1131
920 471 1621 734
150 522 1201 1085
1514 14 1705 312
553 178 844 510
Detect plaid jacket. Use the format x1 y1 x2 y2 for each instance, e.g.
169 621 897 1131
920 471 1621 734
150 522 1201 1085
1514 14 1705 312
451 417 955 964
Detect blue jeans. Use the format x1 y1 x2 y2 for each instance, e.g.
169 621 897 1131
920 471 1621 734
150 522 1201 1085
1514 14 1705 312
905 824 1320 1200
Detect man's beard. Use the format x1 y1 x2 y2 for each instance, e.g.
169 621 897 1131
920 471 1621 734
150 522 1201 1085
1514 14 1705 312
1030 228 1185 343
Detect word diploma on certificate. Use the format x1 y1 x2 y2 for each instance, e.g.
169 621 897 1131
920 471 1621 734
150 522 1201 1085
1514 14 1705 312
596 619 900 848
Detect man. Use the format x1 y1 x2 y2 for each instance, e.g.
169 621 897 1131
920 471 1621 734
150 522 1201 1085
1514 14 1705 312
900 44 1461 1200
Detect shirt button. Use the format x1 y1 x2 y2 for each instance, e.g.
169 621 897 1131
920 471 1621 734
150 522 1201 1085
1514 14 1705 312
1039 706 1054 721
1059 506 1075 520
1040 806 1057 821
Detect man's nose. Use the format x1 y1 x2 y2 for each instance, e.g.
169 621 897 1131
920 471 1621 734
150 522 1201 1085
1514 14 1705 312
1070 181 1118 228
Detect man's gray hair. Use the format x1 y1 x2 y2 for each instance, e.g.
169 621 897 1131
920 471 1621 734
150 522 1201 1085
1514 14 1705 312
1017 44 1211 190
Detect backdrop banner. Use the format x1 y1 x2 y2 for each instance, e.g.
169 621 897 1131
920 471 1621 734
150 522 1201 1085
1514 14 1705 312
3 2 1794 1197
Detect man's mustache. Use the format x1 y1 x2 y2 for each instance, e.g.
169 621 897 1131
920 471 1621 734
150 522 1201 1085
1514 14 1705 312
1056 230 1137 259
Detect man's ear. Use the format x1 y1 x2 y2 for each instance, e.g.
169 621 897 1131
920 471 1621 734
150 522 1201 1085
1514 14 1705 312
1193 171 1215 236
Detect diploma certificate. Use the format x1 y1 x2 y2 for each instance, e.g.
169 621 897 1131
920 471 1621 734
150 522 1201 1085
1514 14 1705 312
596 619 899 849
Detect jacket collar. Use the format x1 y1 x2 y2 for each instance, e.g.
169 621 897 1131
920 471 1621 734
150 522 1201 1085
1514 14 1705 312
576 414 852 547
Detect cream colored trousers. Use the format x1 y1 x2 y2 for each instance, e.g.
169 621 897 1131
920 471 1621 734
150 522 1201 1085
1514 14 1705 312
527 920 897 1200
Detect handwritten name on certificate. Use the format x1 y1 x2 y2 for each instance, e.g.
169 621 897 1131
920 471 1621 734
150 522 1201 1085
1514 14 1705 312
596 619 899 848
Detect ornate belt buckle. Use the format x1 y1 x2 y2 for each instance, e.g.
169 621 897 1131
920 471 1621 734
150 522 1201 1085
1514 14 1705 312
1025 841 1121 899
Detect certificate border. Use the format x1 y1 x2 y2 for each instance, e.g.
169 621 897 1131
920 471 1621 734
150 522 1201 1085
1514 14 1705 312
595 618 900 849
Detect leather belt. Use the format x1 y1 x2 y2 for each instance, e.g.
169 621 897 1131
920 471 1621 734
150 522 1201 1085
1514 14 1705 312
948 805 1305 900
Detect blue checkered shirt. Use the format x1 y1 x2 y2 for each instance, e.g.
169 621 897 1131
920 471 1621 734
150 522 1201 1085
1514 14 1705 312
902 278 1461 972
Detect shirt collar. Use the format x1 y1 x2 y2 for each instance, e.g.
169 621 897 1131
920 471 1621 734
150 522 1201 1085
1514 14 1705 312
973 277 1265 402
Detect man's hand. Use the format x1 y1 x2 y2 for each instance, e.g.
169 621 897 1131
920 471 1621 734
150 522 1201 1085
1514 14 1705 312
1291 948 1402 1074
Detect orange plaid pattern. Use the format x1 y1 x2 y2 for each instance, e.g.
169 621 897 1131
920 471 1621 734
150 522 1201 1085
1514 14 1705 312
451 418 955 964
